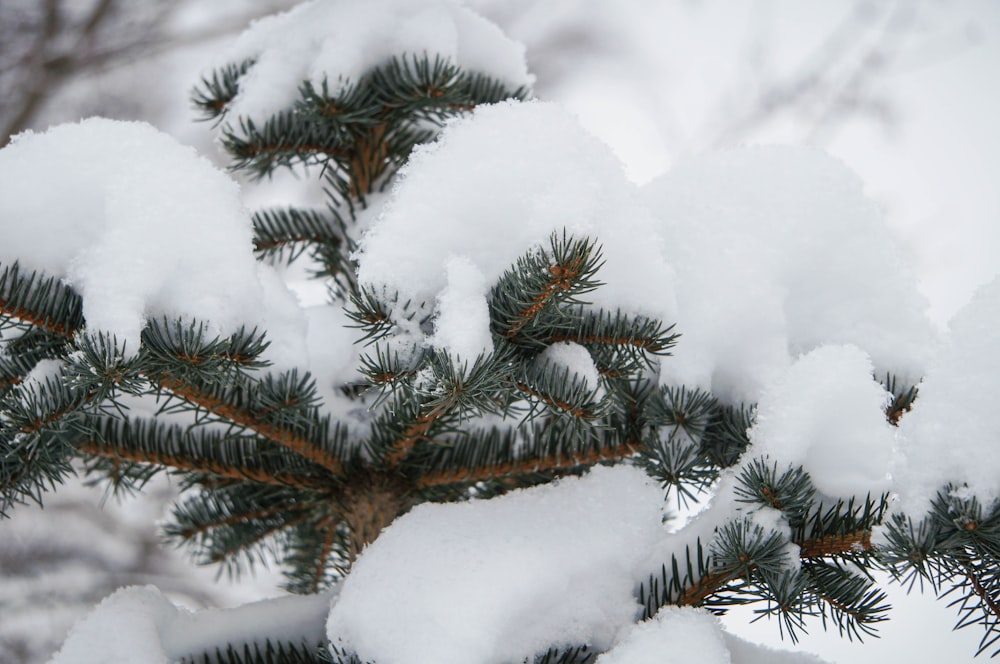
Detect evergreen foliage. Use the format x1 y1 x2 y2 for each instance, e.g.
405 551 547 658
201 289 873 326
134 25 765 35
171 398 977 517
1 19 999 664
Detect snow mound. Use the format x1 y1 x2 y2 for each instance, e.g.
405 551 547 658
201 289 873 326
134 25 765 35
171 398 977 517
49 586 332 664
0 118 304 365
219 0 534 123
597 607 730 664
429 256 494 363
894 276 1000 516
748 345 895 498
326 465 666 664
644 146 935 404
537 341 601 392
597 606 830 664
355 99 676 342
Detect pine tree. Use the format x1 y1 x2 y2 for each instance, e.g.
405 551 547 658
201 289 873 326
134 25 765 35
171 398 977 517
2 3 999 663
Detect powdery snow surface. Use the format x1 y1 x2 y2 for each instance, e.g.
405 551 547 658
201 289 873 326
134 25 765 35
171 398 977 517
219 0 533 123
429 256 494 362
536 341 602 392
358 102 933 408
748 345 895 498
721 632 831 664
0 118 304 366
326 465 666 664
643 146 935 404
893 276 1000 516
355 100 676 340
49 586 332 664
595 606 831 664
596 607 730 664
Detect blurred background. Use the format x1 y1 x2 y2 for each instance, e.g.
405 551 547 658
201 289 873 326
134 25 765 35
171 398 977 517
1 1 997 662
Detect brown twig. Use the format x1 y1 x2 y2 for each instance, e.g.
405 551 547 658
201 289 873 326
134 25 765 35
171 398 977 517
78 440 331 492
505 259 584 339
415 442 638 489
174 504 311 540
348 124 389 198
0 298 79 338
152 374 343 476
676 530 875 607
384 401 453 466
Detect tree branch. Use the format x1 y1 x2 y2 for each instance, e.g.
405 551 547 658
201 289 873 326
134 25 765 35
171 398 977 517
154 374 343 476
78 440 332 492
415 442 639 489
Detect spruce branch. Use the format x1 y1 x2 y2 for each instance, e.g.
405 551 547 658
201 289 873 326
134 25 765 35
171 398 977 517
882 372 919 426
191 58 255 122
0 327 70 395
414 440 639 490
547 310 679 359
151 373 344 476
0 261 84 338
77 417 334 493
252 207 345 262
181 639 329 664
491 233 604 343
165 483 335 587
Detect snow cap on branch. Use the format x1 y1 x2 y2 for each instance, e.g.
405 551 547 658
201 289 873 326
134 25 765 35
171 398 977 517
644 146 935 404
0 118 305 363
50 585 332 664
596 607 731 664
355 99 676 343
895 276 1000 516
326 465 666 664
748 344 895 498
219 0 534 122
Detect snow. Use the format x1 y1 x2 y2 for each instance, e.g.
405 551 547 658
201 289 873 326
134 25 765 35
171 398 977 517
355 99 676 339
303 303 368 428
49 585 333 664
747 345 895 498
326 465 666 664
219 0 533 123
893 275 1000 516
597 606 830 664
723 632 830 664
0 118 305 367
643 146 936 404
536 341 601 392
597 607 731 664
429 256 494 363
358 104 934 411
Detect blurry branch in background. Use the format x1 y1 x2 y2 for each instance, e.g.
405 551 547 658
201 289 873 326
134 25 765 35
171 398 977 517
710 1 915 148
0 0 297 146
647 0 980 157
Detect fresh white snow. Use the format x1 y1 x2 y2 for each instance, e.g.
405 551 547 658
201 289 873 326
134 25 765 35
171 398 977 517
429 256 494 364
326 465 665 664
536 341 602 392
643 146 936 404
893 275 1000 516
597 607 731 664
747 345 896 498
597 606 831 664
218 0 533 123
0 118 305 367
49 586 332 664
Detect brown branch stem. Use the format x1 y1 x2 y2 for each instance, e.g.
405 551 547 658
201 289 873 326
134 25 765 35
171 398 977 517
78 441 331 492
960 556 1000 623
504 258 584 339
676 530 875 607
0 297 79 338
385 401 453 466
415 442 639 489
154 374 343 476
